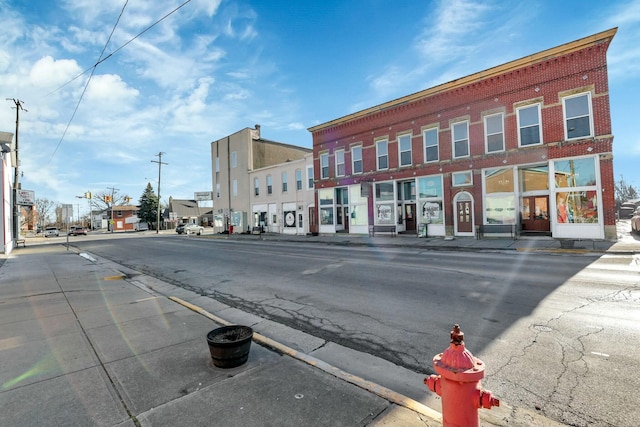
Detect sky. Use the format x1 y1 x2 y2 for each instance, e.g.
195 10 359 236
1 0 639 217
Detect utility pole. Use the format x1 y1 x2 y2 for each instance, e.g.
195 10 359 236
7 98 26 244
106 186 118 232
151 152 167 234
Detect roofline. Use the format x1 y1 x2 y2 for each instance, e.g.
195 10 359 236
308 27 617 133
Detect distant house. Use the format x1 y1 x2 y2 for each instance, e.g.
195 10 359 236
168 198 212 228
106 205 139 232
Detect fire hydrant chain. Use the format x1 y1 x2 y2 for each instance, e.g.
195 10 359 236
424 324 500 427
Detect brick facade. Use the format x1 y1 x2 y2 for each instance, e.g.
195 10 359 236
310 28 617 240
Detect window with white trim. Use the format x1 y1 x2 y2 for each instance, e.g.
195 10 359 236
452 171 473 187
517 104 542 146
267 175 273 194
563 93 592 140
335 149 345 177
398 134 412 166
296 169 302 190
231 152 237 168
254 178 259 196
452 121 469 158
423 127 438 162
351 145 363 174
320 153 329 179
484 113 504 153
307 166 314 189
282 172 288 192
376 140 388 170
232 179 238 197
216 183 221 198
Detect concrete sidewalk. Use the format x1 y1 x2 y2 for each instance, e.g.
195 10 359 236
1 225 636 426
0 244 446 427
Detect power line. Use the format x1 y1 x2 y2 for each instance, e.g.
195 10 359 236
49 0 130 161
48 0 193 161
47 0 193 97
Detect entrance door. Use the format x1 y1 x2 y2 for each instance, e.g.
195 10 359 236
405 204 416 232
457 201 473 233
521 196 550 233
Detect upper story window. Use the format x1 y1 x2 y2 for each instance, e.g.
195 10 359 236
398 134 412 166
335 149 345 177
563 92 593 140
232 179 238 197
215 157 220 172
282 172 288 192
296 169 302 190
320 153 329 179
307 166 314 189
517 104 542 146
254 178 259 196
351 145 363 174
267 175 273 194
485 113 504 153
376 140 388 170
452 121 469 158
423 127 439 162
231 151 237 168
216 183 221 198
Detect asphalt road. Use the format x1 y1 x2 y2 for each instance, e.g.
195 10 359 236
70 235 640 427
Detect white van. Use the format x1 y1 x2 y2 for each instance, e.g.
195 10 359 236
135 222 149 232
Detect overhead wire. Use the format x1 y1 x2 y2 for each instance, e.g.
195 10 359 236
49 0 129 160
49 0 193 160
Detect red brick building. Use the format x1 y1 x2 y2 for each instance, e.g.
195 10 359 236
309 28 617 240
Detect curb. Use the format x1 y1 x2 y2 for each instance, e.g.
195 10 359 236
169 296 443 424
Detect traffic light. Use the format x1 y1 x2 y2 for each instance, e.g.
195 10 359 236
124 196 131 203
84 191 92 199
104 195 112 203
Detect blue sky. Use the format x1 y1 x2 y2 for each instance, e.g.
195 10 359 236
1 0 639 216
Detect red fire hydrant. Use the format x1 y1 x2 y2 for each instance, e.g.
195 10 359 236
424 324 499 427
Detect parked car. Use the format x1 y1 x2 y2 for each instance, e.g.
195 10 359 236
176 223 204 235
44 227 60 237
185 224 205 235
631 207 640 234
619 201 640 219
71 226 88 236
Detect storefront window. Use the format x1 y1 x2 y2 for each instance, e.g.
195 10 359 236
519 166 548 192
375 182 394 200
554 158 596 188
419 176 443 198
418 176 443 224
485 195 516 224
349 185 368 226
319 188 334 225
485 168 514 193
556 191 598 223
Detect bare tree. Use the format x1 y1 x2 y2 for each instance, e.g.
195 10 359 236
615 175 639 209
35 198 56 228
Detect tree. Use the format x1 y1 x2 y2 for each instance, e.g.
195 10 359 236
614 175 638 209
35 198 56 227
92 190 127 212
137 182 158 227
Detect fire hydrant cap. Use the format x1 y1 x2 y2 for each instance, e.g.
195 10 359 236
433 324 485 381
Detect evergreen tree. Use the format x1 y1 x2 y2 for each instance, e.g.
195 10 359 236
138 183 158 227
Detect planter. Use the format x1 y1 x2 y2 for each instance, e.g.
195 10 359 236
206 325 253 368
559 239 575 249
